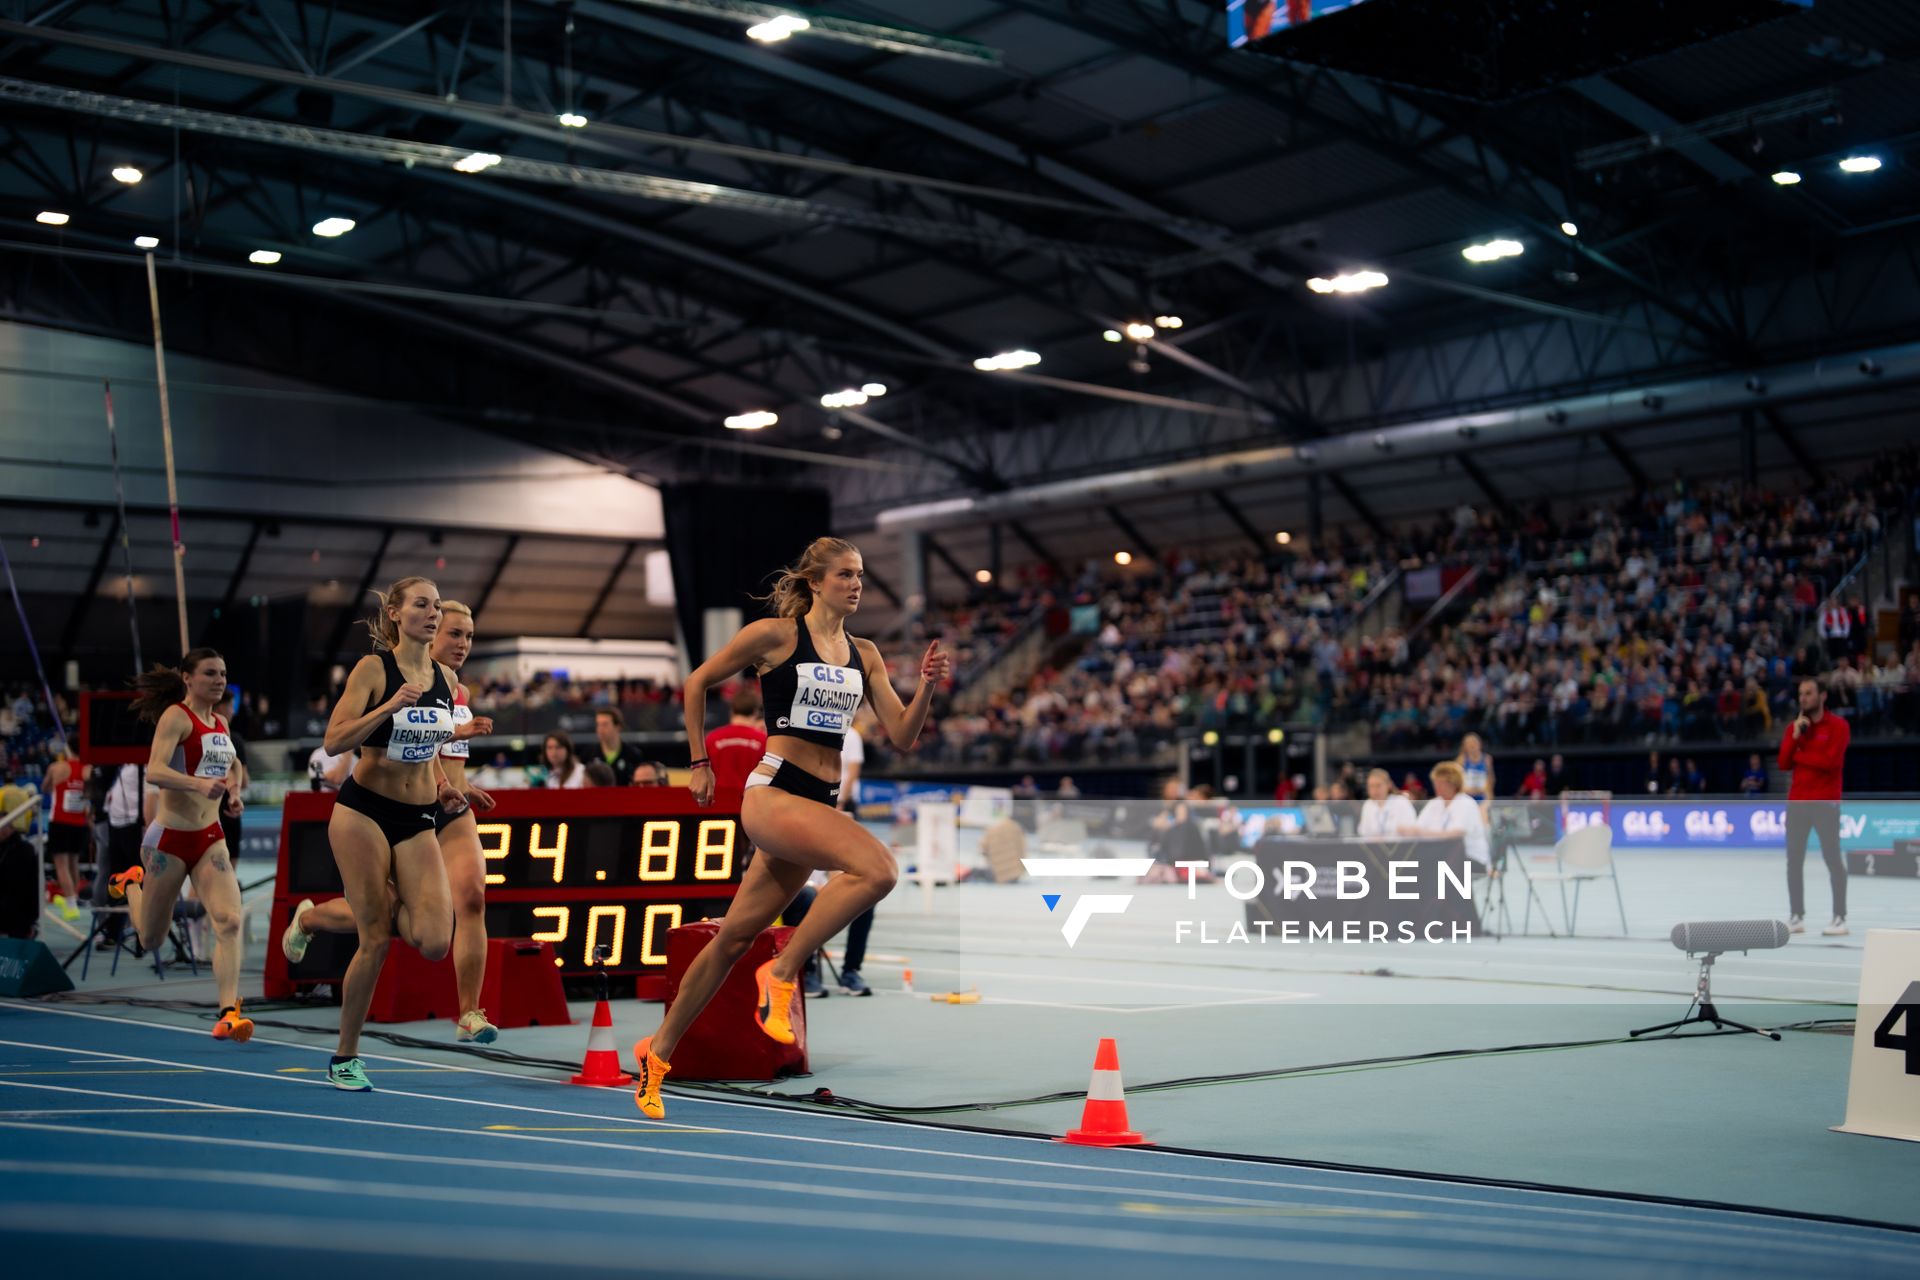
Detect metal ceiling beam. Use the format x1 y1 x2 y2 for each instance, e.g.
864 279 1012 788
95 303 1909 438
1211 490 1268 555
326 526 394 666
471 534 520 616
1007 520 1066 581
0 17 1139 224
1598 432 1651 492
59 512 119 659
1572 76 1755 185
984 0 1746 359
1455 454 1515 519
219 518 265 612
1104 505 1156 561
872 337 1920 537
838 407 995 487
563 0 1293 292
579 540 637 637
1763 408 1825 484
921 533 971 589
1326 474 1390 542
0 74 960 365
857 559 901 609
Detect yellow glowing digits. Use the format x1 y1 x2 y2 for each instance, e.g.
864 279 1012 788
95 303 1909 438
530 822 568 883
583 904 626 967
638 820 680 881
641 904 683 965
478 822 511 886
531 906 571 947
695 820 735 880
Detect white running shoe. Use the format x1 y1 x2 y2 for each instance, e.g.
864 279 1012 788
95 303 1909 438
1822 917 1849 937
456 1008 499 1044
1788 915 1805 934
281 898 315 963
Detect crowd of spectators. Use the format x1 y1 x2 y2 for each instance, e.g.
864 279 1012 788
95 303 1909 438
8 451 1916 780
1356 461 1917 751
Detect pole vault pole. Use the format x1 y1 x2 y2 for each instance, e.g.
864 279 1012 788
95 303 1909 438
145 251 190 656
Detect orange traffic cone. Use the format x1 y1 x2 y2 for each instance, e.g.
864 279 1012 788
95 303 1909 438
1057 1037 1149 1147
570 998 633 1086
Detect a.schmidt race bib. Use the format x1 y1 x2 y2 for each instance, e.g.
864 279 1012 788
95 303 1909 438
196 732 236 779
387 706 455 763
441 703 473 759
786 662 864 736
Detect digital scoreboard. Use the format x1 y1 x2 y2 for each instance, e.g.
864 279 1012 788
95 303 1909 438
263 787 748 999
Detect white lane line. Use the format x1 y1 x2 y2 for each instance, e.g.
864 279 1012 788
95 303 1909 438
0 1004 1868 1237
0 1201 1585 1280
0 1079 242 1109
974 995 1315 1015
904 954 1860 994
0 1125 1894 1263
0 1061 1899 1246
0 1108 214 1117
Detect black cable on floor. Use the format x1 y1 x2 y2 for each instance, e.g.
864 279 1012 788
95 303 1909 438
34 990 1860 1119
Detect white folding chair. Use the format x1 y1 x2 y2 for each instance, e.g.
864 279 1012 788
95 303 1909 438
1526 823 1627 936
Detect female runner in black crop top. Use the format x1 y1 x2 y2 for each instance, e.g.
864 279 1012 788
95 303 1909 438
319 574 471 1092
633 537 949 1118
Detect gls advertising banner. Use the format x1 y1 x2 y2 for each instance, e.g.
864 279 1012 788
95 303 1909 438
1559 800 1920 852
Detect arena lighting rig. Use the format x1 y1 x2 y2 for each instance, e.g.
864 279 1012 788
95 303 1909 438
607 0 1002 64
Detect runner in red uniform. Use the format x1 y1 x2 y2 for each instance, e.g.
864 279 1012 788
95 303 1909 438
109 649 252 1042
41 748 88 921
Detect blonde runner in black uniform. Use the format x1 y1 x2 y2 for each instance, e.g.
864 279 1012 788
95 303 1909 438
282 600 496 1042
317 577 463 1091
633 537 949 1118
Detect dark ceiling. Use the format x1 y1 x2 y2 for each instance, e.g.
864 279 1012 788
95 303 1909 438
2 0 1918 500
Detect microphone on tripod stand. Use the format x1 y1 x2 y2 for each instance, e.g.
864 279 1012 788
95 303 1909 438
1631 920 1787 1041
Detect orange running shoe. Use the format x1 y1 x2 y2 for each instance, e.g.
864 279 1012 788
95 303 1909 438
752 959 797 1046
107 865 144 901
632 1036 671 1119
212 1006 254 1043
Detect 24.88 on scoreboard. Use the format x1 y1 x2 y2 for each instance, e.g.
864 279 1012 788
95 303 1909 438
474 816 741 888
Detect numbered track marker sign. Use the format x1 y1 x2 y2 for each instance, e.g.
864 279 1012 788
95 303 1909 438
1834 928 1920 1143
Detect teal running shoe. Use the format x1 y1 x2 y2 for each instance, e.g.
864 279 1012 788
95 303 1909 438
328 1057 372 1091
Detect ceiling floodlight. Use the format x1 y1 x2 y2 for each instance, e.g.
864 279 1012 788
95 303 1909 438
724 411 778 430
973 350 1041 371
1838 154 1882 173
112 166 144 184
746 14 810 42
454 151 502 173
1462 238 1525 263
1771 169 1802 185
312 217 357 237
248 249 282 264
1306 271 1388 294
557 112 588 128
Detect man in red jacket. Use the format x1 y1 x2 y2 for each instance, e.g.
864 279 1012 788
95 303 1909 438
1776 676 1851 936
